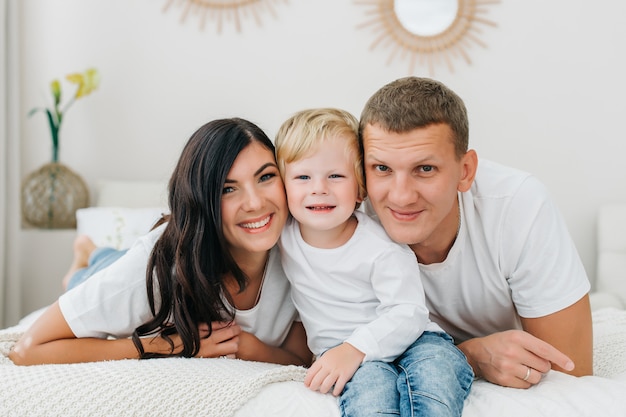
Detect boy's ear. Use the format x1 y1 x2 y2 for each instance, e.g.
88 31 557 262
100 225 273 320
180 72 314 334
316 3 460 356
458 149 478 192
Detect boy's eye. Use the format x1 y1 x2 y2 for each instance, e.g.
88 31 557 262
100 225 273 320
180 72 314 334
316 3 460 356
295 175 310 180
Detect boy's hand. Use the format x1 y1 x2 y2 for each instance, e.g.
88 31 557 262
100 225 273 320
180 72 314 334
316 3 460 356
304 343 365 396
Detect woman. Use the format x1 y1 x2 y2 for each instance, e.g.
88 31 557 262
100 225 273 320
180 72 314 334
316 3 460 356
10 118 311 366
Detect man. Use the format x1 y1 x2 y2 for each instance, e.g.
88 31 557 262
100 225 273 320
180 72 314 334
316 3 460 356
360 76 592 388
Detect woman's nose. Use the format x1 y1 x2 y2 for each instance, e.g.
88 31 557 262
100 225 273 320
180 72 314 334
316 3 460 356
243 188 263 211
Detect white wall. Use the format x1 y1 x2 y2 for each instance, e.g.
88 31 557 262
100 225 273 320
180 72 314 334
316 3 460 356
15 0 626 317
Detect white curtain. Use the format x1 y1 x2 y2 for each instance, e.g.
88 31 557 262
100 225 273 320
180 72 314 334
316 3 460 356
0 0 21 327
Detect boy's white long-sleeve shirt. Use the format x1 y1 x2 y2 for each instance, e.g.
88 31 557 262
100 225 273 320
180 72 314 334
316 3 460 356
279 210 443 362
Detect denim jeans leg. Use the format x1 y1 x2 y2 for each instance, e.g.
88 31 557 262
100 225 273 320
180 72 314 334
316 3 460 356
339 360 401 417
395 332 474 417
66 248 128 291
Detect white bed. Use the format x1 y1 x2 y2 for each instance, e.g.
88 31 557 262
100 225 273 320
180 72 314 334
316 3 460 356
2 181 626 417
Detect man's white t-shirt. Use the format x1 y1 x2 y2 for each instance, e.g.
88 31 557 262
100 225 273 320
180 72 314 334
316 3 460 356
59 224 297 347
380 159 590 343
280 210 442 362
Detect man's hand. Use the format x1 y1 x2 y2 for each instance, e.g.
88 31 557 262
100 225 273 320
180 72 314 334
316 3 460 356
234 322 312 366
304 343 365 396
458 330 575 388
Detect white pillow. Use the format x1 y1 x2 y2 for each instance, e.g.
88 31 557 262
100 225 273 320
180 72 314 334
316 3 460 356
76 207 167 250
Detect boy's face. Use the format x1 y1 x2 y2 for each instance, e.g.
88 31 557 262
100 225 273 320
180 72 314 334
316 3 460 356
283 136 362 239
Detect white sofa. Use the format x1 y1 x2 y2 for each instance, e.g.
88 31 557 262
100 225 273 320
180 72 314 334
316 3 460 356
590 204 626 310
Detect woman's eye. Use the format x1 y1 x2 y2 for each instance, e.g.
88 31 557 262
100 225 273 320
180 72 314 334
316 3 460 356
329 174 344 179
259 172 276 182
222 186 235 194
374 165 390 172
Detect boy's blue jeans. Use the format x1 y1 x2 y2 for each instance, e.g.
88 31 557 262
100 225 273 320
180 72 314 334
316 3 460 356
66 247 128 291
339 332 474 417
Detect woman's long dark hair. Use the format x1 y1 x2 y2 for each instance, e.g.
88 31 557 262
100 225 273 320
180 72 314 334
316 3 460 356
131 118 276 358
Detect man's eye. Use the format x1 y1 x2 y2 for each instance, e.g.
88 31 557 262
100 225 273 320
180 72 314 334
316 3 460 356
420 165 434 173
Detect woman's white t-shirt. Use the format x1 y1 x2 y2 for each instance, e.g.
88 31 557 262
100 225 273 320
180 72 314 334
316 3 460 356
59 224 297 347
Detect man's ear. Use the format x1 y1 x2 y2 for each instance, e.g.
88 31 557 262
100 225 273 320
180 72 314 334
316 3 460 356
458 149 478 192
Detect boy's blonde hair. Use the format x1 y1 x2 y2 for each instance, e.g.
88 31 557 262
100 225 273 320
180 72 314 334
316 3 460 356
275 108 366 202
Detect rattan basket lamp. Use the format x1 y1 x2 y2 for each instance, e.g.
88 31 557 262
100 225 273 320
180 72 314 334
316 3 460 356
21 68 99 229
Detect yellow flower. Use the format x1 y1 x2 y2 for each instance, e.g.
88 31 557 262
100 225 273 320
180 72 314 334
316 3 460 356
66 68 100 99
29 67 101 162
50 79 61 106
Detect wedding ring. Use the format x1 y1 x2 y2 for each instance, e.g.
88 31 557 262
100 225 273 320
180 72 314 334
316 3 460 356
522 366 532 381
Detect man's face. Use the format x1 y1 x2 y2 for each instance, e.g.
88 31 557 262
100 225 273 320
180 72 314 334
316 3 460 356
362 122 470 254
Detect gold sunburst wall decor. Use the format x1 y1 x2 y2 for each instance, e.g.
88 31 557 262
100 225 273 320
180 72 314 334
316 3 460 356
354 0 499 75
162 0 287 33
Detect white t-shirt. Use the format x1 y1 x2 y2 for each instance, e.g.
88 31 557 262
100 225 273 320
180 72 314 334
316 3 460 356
59 224 297 347
367 159 591 344
279 210 442 362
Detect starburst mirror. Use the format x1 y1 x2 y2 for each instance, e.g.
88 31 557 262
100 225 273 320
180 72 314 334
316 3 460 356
162 0 286 32
355 0 499 74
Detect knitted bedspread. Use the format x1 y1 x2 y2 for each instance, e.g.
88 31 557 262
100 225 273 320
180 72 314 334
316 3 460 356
0 328 308 417
1 308 626 417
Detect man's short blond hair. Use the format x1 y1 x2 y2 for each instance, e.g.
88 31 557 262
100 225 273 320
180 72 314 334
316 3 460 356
360 77 469 159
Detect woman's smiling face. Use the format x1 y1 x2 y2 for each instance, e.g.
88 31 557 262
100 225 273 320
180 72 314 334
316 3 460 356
220 141 288 258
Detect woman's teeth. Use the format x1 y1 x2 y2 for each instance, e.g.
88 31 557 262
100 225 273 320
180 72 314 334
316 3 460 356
241 215 270 229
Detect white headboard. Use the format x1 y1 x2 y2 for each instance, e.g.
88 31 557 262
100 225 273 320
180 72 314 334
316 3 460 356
95 180 169 208
593 204 626 310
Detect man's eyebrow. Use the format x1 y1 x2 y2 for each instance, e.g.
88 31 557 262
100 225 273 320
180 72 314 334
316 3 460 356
366 152 436 165
365 154 384 163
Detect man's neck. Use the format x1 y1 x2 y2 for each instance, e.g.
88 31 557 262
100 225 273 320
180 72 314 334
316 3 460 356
410 200 461 265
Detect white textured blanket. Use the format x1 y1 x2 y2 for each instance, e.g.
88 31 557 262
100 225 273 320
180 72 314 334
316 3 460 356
0 345 308 416
1 308 626 417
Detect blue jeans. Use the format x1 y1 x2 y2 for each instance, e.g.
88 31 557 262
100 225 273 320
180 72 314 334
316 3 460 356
339 332 474 417
66 247 128 291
